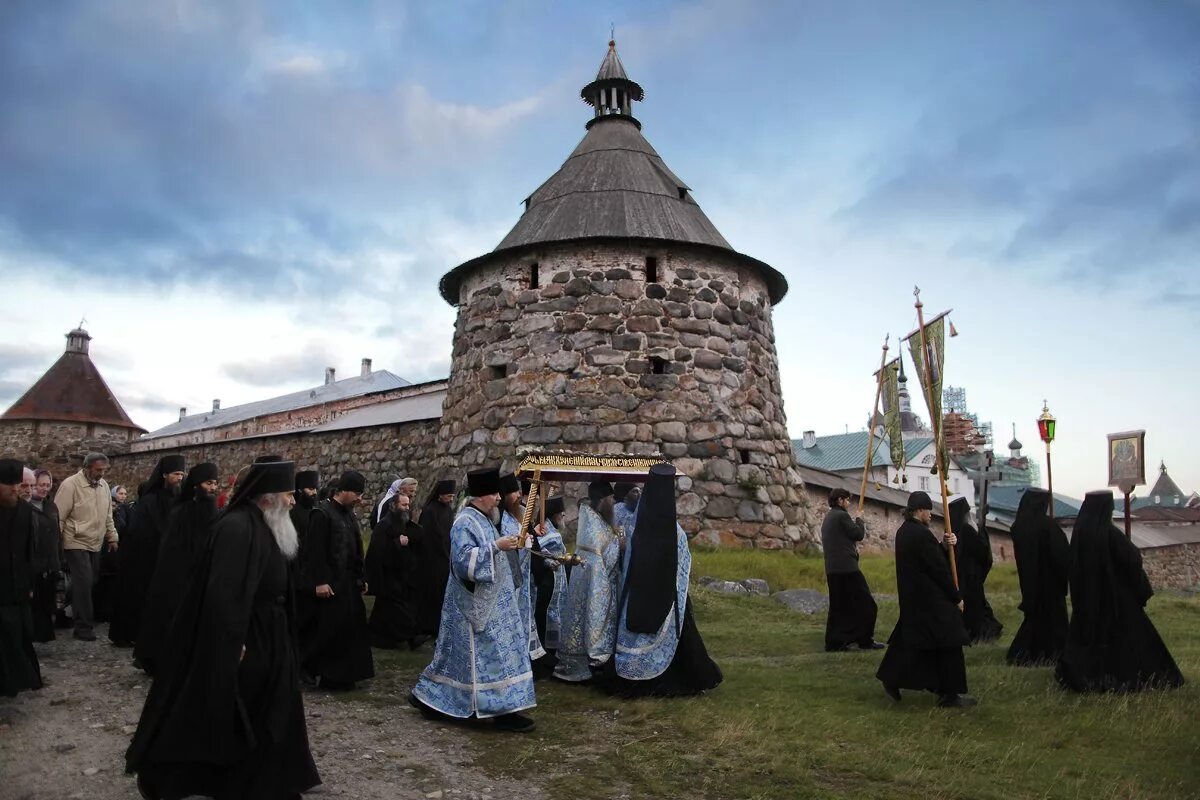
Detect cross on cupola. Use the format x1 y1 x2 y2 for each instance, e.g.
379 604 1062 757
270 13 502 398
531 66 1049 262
581 39 645 129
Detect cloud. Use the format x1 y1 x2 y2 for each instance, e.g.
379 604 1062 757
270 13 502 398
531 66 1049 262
220 348 339 388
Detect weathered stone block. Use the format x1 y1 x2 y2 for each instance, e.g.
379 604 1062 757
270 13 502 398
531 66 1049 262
583 295 623 315
599 423 638 440
630 299 664 316
548 351 581 372
626 316 660 333
693 349 723 370
562 425 597 443
615 279 641 300
693 301 713 320
677 492 705 515
519 426 561 444
567 331 607 350
645 283 667 300
564 277 593 296
586 348 626 366
611 334 644 351
706 496 737 518
585 315 621 332
653 421 687 443
737 500 765 522
663 301 691 318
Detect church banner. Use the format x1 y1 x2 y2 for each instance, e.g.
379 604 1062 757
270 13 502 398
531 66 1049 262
877 358 905 471
905 313 949 473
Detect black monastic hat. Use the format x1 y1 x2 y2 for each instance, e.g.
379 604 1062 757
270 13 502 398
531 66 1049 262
338 470 367 494
229 460 296 507
159 454 186 474
434 479 456 496
613 482 635 502
545 496 566 519
499 473 521 496
588 480 615 506
295 470 320 490
0 458 25 485
906 491 934 512
467 467 501 497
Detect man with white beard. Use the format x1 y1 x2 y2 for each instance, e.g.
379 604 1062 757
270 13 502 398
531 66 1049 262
127 458 321 799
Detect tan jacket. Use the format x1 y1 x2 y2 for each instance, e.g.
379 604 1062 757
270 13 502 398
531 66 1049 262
55 470 119 552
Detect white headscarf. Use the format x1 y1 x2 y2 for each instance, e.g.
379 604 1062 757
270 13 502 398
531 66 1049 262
376 478 405 522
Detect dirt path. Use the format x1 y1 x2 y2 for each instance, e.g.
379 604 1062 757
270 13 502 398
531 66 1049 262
0 625 545 800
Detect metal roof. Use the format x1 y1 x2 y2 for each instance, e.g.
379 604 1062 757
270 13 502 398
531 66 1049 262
437 43 789 306
791 431 934 473
139 370 411 441
795 463 1011 531
985 484 1081 520
2 330 144 432
309 384 446 433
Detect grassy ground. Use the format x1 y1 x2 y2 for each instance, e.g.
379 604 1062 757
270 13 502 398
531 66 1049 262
361 551 1200 800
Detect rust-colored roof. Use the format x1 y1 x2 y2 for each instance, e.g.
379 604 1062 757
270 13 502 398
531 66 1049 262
2 348 144 432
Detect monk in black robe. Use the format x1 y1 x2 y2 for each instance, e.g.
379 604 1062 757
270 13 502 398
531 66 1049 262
1057 491 1184 693
877 491 974 707
365 492 424 649
95 484 129 624
29 469 61 643
821 488 882 651
126 458 320 799
949 497 1003 643
289 470 320 646
0 459 42 697
299 469 374 690
608 463 723 698
416 479 455 637
135 462 219 675
1006 488 1069 666
110 454 186 647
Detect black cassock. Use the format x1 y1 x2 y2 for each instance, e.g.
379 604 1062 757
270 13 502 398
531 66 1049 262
949 498 1003 644
299 499 374 686
126 502 320 799
134 495 218 675
30 501 61 643
1006 490 1069 666
289 493 318 641
416 497 453 636
0 501 42 697
94 501 130 623
1057 492 1184 693
364 510 422 648
876 518 969 696
110 489 177 646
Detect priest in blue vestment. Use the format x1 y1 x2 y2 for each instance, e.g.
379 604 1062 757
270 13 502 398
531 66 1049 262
612 482 640 540
500 474 545 663
535 496 569 653
610 463 723 697
409 468 537 733
554 481 624 683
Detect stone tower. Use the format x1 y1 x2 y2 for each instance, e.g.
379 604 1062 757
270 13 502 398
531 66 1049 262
0 327 145 481
436 41 811 549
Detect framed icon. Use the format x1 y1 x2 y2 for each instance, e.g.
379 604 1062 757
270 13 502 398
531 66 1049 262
1107 430 1146 491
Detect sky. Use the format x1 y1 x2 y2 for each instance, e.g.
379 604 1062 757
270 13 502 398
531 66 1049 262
1 0 1196 502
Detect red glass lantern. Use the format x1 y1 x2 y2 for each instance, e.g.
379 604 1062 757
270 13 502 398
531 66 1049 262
1037 401 1056 445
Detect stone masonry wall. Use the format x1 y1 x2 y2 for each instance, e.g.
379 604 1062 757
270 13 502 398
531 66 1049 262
438 241 816 550
107 420 442 523
0 419 139 485
129 381 445 452
1143 542 1200 593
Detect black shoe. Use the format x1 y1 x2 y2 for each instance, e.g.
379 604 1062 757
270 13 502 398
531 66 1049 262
936 693 978 708
319 677 355 692
825 643 853 653
493 712 536 733
408 692 453 722
73 628 96 642
861 641 887 650
883 684 901 703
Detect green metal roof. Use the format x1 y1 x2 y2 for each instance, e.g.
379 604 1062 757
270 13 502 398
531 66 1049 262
791 431 934 473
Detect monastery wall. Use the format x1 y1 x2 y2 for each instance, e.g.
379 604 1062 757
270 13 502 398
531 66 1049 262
107 420 442 513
